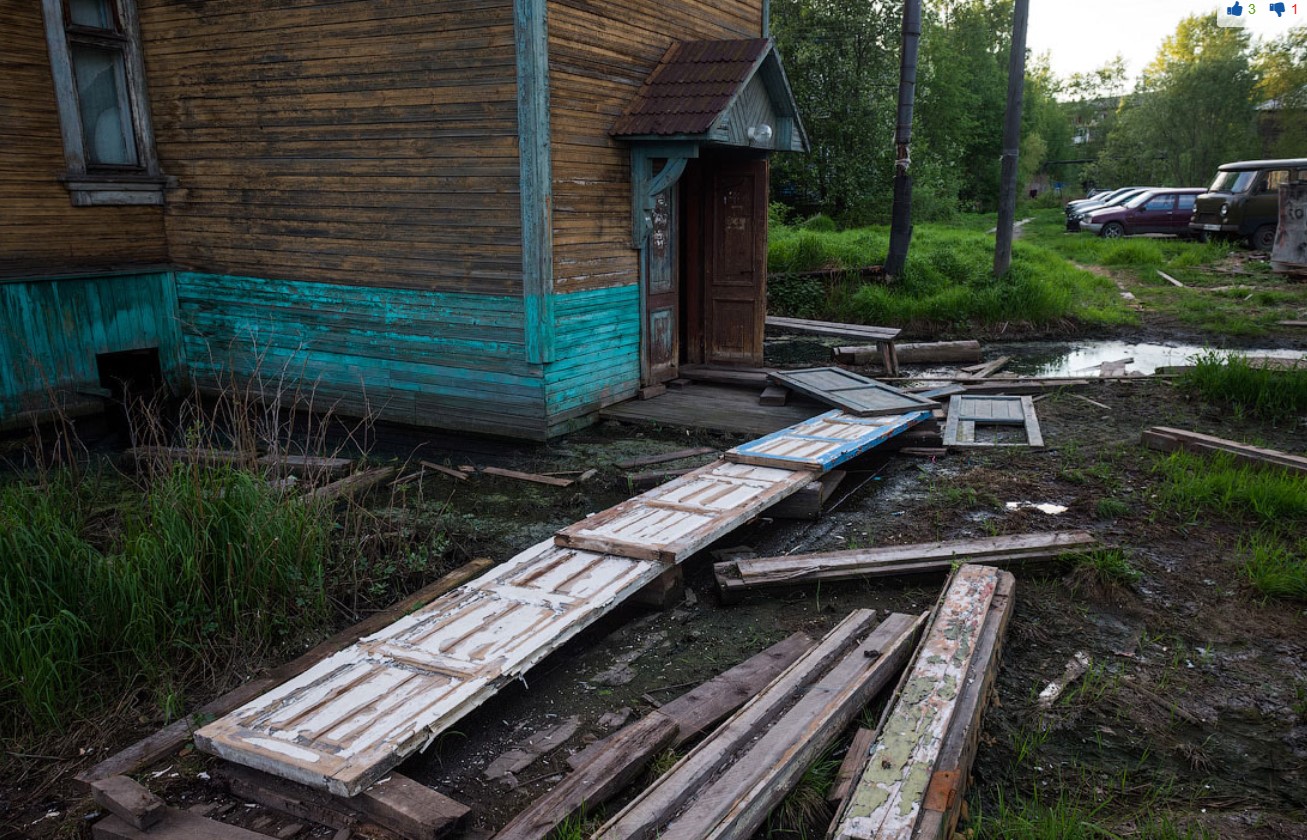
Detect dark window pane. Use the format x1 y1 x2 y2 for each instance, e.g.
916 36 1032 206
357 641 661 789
71 44 137 166
68 0 115 29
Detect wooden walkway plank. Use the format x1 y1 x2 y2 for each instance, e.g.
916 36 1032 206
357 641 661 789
658 614 924 840
725 409 930 471
77 559 493 788
195 543 660 796
593 610 884 840
554 460 812 563
766 316 900 342
770 368 937 417
913 573 1016 840
1141 426 1307 475
715 531 1093 594
831 566 1007 840
494 633 816 840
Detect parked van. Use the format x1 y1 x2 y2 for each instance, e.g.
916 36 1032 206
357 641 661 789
1189 158 1307 249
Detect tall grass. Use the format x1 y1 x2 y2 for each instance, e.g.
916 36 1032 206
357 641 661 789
1155 451 1307 600
767 221 1132 332
1179 352 1307 423
0 467 330 730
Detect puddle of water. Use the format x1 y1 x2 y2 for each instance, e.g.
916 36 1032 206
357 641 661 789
923 340 1307 378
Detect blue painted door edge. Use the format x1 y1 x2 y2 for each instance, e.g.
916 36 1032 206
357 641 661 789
516 0 555 365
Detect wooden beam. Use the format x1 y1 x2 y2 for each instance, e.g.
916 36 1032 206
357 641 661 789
969 355 1012 378
482 466 574 487
93 808 270 840
837 341 980 366
714 531 1093 594
829 728 876 807
614 447 717 470
595 612 923 840
494 633 816 840
759 385 790 406
89 776 164 830
830 566 1013 839
306 466 400 502
678 365 775 388
911 571 1016 840
76 558 493 788
419 461 470 481
595 612 881 838
355 774 469 840
218 764 398 837
1141 426 1307 475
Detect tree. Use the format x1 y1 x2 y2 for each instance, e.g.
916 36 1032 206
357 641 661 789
1094 15 1259 187
1254 27 1307 158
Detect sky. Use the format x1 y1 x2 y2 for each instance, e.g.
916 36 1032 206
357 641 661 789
1026 0 1305 83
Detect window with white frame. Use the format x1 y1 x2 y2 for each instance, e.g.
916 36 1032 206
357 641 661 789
41 0 169 205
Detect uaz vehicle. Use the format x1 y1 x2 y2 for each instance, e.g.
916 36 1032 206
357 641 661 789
1189 158 1307 249
1065 187 1152 232
1081 188 1205 238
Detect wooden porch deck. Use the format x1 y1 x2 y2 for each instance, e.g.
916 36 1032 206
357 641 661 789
600 382 828 436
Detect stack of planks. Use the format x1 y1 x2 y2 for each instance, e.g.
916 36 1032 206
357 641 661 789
831 565 1015 839
713 531 1095 598
594 610 925 840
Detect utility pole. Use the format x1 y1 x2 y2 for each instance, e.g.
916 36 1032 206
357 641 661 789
993 0 1030 277
884 0 922 279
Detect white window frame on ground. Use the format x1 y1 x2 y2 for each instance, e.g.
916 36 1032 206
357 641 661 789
41 0 169 206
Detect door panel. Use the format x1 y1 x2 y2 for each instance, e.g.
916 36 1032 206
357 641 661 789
704 159 767 366
644 187 678 384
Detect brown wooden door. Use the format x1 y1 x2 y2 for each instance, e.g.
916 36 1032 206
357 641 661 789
704 159 767 366
643 186 678 384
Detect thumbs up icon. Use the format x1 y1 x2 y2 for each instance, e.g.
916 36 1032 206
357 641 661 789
1227 1 1243 14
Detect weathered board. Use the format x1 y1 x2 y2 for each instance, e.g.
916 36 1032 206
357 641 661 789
195 541 660 796
716 531 1096 592
770 368 936 417
831 565 1007 840
554 460 811 562
1141 426 1307 476
943 395 1043 448
724 409 930 471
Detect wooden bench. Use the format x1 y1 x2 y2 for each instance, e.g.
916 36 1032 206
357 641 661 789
765 317 901 375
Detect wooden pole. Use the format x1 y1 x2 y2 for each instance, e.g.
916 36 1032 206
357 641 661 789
884 0 922 279
993 0 1029 278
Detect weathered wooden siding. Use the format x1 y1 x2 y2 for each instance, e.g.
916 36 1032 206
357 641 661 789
137 0 523 295
175 272 550 439
0 272 182 417
543 285 640 433
546 0 763 293
0 0 167 277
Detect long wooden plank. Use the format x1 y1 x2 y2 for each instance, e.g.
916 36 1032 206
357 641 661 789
654 614 925 840
766 316 900 342
831 566 1003 839
1141 426 1307 475
196 543 660 796
76 558 493 788
725 409 929 471
726 531 1094 587
912 572 1015 840
593 610 882 840
494 633 816 840
554 460 811 563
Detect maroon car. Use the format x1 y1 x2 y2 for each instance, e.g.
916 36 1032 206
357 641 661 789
1081 188 1205 238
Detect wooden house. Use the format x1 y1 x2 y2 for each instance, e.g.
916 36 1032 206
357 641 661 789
1 0 806 439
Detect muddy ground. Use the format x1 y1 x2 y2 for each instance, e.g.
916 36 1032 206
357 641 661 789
5 333 1307 839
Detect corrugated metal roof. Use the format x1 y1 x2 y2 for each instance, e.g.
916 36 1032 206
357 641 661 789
611 38 771 137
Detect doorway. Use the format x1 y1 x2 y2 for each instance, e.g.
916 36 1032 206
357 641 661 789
638 151 770 385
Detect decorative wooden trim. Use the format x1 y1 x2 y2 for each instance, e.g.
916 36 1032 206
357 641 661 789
39 0 85 175
515 0 554 364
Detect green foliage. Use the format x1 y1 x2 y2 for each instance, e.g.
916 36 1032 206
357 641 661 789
1155 451 1307 526
1094 497 1129 520
769 747 840 834
0 468 331 731
766 218 1132 332
1240 532 1307 601
1179 352 1307 423
799 213 838 232
972 788 1211 839
1073 548 1142 587
1093 15 1258 187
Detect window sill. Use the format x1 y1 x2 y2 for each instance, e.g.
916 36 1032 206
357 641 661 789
61 173 175 206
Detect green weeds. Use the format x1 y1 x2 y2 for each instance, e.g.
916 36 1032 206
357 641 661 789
1178 352 1307 423
1072 548 1142 588
971 787 1211 839
768 747 841 836
0 466 330 731
1239 532 1307 601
